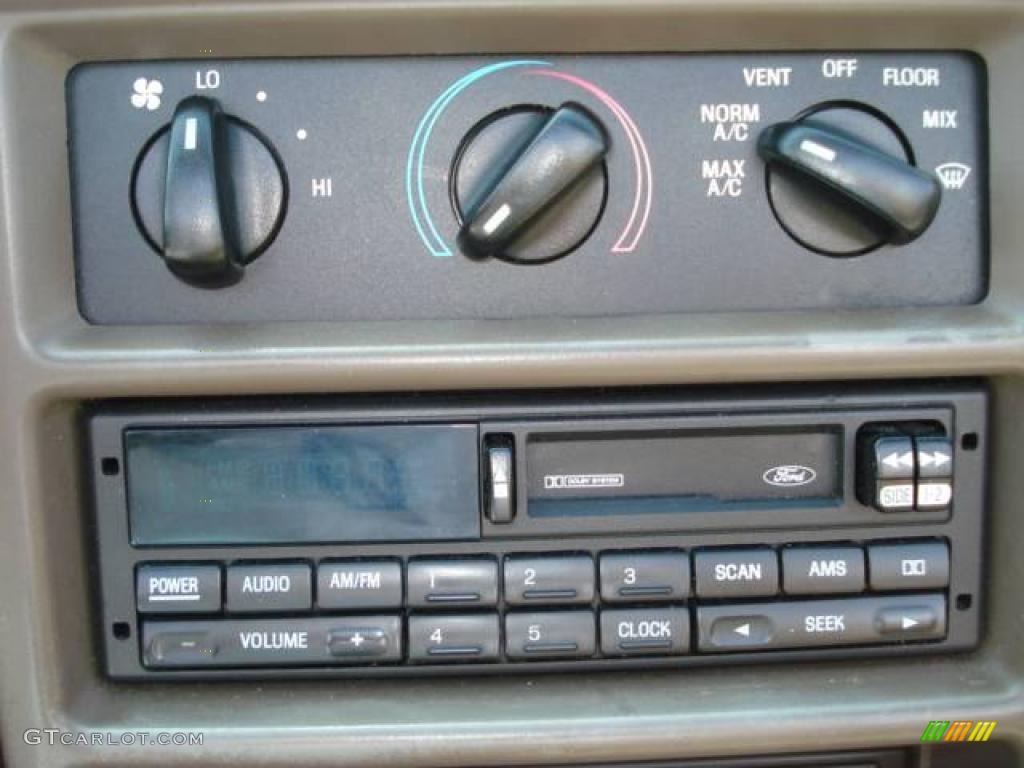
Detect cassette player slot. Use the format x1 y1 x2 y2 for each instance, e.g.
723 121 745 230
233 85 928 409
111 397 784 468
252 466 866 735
525 428 841 517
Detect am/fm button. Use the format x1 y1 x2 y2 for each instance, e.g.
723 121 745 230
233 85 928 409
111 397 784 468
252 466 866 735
318 560 402 610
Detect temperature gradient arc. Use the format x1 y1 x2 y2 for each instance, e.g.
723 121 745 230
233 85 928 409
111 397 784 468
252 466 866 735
406 61 653 257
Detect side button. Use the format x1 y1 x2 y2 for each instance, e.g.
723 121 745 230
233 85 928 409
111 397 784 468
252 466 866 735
869 435 916 512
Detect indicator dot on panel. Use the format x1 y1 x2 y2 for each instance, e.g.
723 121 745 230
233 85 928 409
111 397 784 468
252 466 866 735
296 129 308 141
256 90 267 103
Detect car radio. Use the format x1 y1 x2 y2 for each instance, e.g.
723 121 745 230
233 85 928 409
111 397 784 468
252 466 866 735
88 384 986 679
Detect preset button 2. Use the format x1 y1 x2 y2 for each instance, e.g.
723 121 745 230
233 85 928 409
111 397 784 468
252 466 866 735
504 554 595 605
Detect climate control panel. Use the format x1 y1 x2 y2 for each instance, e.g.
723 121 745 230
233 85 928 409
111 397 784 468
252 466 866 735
67 53 987 324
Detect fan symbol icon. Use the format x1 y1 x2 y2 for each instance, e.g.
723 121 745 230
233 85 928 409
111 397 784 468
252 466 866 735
130 78 163 111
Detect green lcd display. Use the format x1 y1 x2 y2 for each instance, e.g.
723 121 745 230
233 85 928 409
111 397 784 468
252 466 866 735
125 424 480 546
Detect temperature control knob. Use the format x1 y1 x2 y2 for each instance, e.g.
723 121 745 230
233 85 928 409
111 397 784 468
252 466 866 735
452 103 609 264
131 96 287 287
758 103 942 257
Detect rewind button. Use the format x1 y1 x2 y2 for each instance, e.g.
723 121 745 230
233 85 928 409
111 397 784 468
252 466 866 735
871 436 915 512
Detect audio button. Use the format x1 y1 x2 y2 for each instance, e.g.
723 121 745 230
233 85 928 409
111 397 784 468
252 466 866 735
226 563 313 613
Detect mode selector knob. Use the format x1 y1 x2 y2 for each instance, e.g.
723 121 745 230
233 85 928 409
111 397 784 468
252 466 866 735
131 96 287 287
453 103 610 264
758 103 942 257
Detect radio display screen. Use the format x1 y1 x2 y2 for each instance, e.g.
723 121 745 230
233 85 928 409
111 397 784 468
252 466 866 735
124 424 480 546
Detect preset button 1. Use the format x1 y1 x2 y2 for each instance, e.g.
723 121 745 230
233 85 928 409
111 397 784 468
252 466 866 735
406 559 499 608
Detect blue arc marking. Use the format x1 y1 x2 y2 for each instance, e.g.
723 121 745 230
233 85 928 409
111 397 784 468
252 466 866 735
406 60 552 257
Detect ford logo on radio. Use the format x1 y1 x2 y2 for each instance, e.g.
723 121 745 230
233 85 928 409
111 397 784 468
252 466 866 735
763 465 817 487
